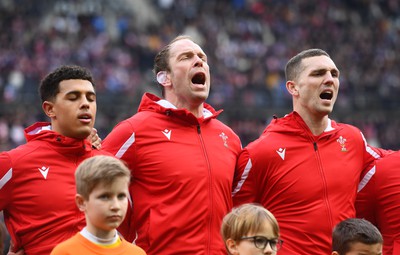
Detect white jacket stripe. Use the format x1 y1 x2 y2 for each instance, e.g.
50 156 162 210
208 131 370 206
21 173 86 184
232 159 252 196
358 165 376 192
0 168 12 189
361 131 380 159
115 132 135 159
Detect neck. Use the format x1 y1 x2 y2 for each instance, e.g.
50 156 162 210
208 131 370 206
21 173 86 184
296 110 329 136
162 97 205 118
176 102 205 118
80 227 119 245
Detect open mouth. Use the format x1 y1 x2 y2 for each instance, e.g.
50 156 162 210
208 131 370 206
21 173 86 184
320 91 333 100
191 72 206 85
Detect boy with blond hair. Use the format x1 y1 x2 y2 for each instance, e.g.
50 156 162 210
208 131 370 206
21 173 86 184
221 203 283 255
51 155 146 255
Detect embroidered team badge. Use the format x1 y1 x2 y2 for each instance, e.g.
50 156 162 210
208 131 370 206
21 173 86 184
219 132 229 147
337 136 348 152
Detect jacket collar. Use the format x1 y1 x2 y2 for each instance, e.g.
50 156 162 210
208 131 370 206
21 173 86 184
266 111 341 139
138 93 222 124
156 99 214 119
25 122 93 155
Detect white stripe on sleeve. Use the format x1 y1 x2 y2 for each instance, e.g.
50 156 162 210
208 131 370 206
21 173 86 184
361 131 381 159
115 132 135 159
0 168 12 189
358 165 376 192
232 159 252 197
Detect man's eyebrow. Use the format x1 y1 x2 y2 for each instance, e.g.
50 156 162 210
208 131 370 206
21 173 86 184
176 50 193 58
311 67 339 73
176 50 207 59
65 90 96 95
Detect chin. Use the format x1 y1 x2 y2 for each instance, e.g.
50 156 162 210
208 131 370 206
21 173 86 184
196 92 209 101
76 129 92 139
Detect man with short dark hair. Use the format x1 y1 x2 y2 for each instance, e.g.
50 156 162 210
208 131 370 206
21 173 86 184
332 218 383 255
232 49 390 255
0 65 110 254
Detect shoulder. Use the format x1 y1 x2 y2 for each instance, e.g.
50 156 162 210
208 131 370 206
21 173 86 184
92 149 114 157
333 121 362 135
332 122 368 145
121 239 147 254
213 119 241 140
109 111 162 134
50 234 80 254
376 151 400 170
243 132 273 155
0 142 39 167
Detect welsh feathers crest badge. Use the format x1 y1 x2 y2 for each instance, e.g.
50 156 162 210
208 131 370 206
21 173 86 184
337 136 348 152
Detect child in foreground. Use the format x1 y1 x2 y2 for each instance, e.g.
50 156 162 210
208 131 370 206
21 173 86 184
332 218 382 255
51 155 146 255
221 203 283 255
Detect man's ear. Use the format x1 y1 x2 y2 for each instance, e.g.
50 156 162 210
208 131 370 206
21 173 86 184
157 71 172 88
331 251 340 255
286 80 299 96
226 239 239 255
42 101 55 118
75 194 86 212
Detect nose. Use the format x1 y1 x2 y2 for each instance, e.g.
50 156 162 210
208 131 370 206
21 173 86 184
263 242 274 254
324 71 336 84
110 197 121 211
80 96 90 109
194 55 204 67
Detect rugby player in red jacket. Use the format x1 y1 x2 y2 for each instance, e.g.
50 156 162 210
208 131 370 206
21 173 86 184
103 35 242 255
356 151 400 255
232 49 390 255
0 65 110 255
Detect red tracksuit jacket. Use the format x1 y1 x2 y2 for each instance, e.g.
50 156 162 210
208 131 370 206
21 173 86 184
102 93 242 255
232 112 388 255
0 122 109 255
356 151 400 255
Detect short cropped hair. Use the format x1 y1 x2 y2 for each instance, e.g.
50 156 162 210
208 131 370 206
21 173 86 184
39 65 95 103
332 218 383 254
75 155 131 199
221 203 280 244
285 48 330 81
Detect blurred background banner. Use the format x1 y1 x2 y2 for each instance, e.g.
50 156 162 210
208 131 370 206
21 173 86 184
0 0 399 154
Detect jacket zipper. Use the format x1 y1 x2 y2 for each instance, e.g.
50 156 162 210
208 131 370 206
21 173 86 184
313 141 334 231
196 124 213 254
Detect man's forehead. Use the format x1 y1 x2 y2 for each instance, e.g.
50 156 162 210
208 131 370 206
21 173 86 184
58 79 95 93
170 39 205 56
302 55 338 70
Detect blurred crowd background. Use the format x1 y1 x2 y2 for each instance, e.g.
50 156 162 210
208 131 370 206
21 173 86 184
1 0 400 152
1 0 400 253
